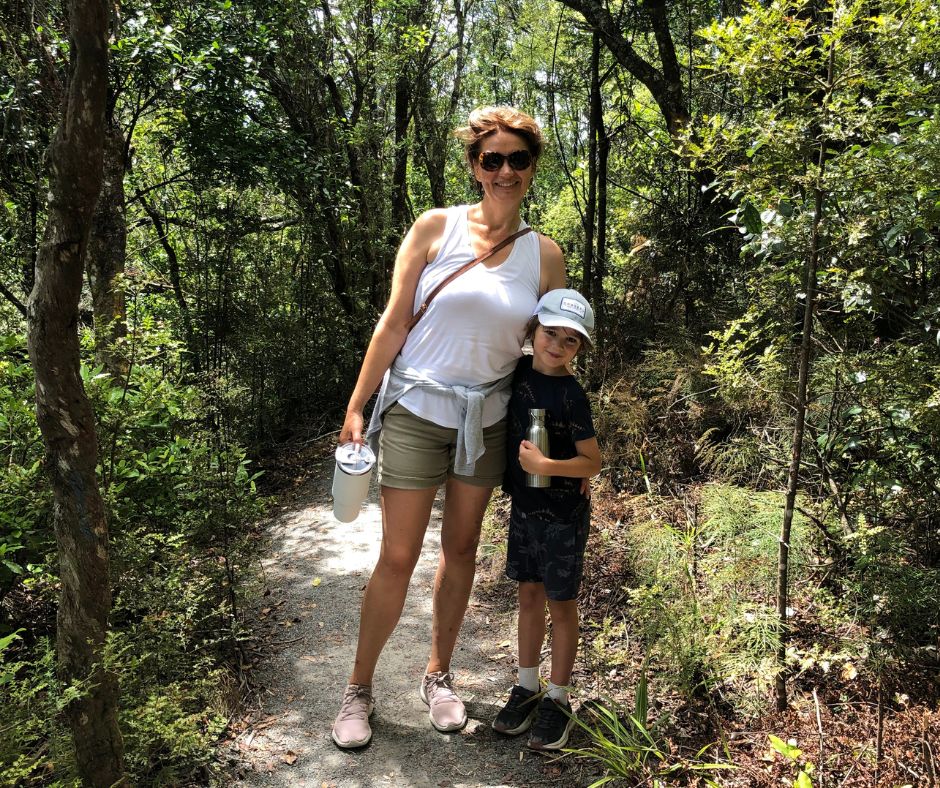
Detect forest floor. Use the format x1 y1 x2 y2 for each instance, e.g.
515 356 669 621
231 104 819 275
221 439 939 787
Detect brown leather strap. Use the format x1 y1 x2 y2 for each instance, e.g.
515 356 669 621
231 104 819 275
405 226 534 331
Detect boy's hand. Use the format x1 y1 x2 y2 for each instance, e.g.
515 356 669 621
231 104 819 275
518 439 548 475
580 478 592 499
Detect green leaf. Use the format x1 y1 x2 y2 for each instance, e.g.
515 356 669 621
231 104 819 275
634 661 649 723
768 734 802 760
884 224 904 248
2 559 24 575
0 629 23 654
741 202 762 235
793 770 814 788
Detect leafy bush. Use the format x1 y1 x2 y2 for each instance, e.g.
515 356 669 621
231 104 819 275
624 485 811 712
593 342 723 491
0 637 75 787
0 336 54 616
119 673 230 784
0 329 266 784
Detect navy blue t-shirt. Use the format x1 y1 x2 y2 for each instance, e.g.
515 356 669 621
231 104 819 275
503 355 596 523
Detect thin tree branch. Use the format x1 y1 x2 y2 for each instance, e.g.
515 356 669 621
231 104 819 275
0 280 28 317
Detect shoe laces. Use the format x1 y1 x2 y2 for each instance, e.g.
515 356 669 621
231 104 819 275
337 684 372 720
426 671 457 702
537 698 570 727
506 686 536 710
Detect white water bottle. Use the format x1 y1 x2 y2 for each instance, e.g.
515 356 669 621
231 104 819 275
331 443 375 522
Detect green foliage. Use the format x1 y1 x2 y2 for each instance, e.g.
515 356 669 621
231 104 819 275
0 638 75 787
625 485 811 712
594 342 729 491
692 0 940 686
768 733 817 788
119 674 229 783
0 336 53 607
566 668 731 786
0 327 266 784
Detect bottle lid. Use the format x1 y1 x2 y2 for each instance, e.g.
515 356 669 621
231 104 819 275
335 442 376 475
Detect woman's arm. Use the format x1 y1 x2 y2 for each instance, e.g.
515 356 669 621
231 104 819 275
538 234 566 295
340 209 448 444
518 436 601 479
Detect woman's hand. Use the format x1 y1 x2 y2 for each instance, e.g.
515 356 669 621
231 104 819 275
340 408 365 445
518 439 548 475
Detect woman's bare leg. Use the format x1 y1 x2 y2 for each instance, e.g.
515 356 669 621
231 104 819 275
426 479 494 674
349 485 438 686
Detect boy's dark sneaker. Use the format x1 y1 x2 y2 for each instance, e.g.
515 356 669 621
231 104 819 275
492 685 539 735
527 696 574 751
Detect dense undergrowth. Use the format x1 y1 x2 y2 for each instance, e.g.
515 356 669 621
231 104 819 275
0 327 266 786
553 338 938 785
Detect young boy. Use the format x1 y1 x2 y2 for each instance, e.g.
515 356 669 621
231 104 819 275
493 288 602 751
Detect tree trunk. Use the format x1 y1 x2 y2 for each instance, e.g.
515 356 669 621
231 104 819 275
775 38 835 713
139 195 203 373
582 33 599 298
87 122 128 377
594 96 609 356
25 0 126 783
557 0 689 138
413 0 467 208
391 71 411 240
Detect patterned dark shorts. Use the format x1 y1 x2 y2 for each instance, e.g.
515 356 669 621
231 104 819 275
505 505 591 601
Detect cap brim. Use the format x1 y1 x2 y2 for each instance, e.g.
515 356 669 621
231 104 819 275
537 314 593 346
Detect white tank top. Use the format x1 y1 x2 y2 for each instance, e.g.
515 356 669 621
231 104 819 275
398 205 541 428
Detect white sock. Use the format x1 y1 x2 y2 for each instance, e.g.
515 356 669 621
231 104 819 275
517 665 540 692
547 682 568 703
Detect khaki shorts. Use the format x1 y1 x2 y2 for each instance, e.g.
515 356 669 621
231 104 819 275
378 402 507 489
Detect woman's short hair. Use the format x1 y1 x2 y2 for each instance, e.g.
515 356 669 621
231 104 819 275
454 106 544 170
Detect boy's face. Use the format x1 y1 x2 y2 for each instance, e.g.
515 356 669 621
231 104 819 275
531 323 582 375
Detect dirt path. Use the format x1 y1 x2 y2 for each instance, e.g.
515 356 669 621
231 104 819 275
226 455 595 787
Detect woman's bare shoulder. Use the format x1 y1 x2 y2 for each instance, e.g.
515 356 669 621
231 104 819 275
537 232 563 261
412 208 450 238
408 208 452 262
537 233 566 291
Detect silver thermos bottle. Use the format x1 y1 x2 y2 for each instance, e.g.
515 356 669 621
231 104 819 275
525 408 551 488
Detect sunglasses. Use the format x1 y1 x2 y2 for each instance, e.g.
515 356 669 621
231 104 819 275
478 149 533 172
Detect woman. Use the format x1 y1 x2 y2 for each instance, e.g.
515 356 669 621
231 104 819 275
331 106 565 749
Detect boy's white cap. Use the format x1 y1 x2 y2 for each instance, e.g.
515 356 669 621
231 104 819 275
533 288 594 345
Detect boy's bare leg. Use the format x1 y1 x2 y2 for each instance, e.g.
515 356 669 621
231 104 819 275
518 581 547 668
349 485 438 686
426 478 494 674
546 598 579 687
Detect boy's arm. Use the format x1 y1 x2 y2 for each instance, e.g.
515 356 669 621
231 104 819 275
518 437 601 479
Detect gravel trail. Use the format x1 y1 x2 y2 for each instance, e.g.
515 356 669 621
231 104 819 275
226 455 593 787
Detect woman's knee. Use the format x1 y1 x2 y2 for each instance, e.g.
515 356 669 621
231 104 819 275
441 530 481 562
376 544 422 578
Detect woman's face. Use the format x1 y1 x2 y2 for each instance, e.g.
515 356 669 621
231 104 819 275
471 130 535 204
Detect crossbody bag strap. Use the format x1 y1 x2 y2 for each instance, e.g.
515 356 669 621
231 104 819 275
404 226 534 331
